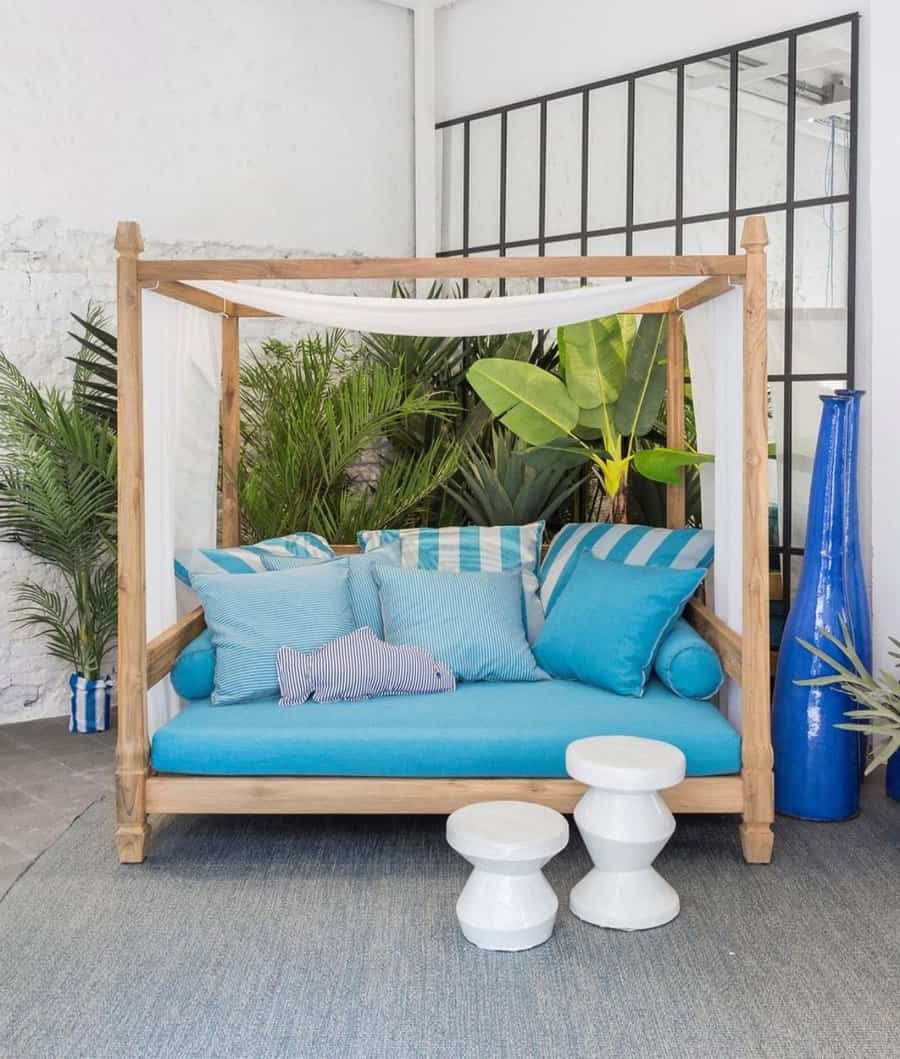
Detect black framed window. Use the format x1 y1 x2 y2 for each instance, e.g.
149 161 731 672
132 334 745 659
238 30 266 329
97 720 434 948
436 14 858 620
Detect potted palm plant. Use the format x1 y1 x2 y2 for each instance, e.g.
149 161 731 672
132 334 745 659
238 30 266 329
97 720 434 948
0 314 118 732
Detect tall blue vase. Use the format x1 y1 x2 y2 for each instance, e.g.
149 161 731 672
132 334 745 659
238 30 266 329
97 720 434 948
887 751 900 801
772 390 869 820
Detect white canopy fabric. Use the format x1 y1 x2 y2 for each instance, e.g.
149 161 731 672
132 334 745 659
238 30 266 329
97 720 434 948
187 276 702 336
142 276 745 736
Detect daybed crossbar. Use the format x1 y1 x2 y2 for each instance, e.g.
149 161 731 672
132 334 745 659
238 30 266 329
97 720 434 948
115 220 773 867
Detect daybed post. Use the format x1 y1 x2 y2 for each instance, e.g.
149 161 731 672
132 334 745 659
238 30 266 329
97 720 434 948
739 216 774 864
665 309 685 529
221 311 241 547
114 221 152 864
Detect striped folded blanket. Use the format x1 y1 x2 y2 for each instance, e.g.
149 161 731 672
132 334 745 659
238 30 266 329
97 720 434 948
276 626 456 706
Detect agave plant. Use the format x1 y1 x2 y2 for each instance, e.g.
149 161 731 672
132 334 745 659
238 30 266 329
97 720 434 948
445 430 586 526
238 332 462 542
467 314 711 522
0 352 117 679
797 618 900 775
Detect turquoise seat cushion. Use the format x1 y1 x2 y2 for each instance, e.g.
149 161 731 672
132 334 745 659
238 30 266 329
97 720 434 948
534 552 705 697
374 565 543 683
151 679 740 778
654 618 724 700
193 561 356 705
170 628 215 700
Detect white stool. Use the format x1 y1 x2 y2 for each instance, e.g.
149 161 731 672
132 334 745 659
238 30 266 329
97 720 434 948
446 800 569 951
566 736 686 931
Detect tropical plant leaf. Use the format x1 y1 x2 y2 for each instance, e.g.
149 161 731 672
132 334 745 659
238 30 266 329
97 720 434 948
632 447 714 485
466 359 579 446
557 316 626 408
614 314 669 439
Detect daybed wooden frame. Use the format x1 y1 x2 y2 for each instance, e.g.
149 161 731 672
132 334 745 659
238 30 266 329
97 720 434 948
114 218 773 865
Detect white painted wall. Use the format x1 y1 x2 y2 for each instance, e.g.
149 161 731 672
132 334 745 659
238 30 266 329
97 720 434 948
435 0 857 121
0 0 414 722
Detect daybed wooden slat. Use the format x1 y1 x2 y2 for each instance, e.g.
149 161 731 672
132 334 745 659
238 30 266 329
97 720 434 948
674 274 735 311
665 310 686 529
139 279 276 317
147 607 206 690
114 222 152 864
137 254 748 283
684 599 741 683
220 315 242 548
145 774 744 816
738 217 775 865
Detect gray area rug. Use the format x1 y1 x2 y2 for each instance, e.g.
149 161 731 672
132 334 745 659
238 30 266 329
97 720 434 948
0 790 898 1059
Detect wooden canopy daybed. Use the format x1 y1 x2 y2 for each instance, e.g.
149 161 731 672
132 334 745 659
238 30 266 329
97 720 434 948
114 217 773 865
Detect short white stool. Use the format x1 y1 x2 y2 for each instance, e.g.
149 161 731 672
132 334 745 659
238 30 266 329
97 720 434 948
566 736 686 931
446 800 569 951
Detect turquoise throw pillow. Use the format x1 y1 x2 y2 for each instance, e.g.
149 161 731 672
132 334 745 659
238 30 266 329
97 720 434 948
193 561 356 705
261 543 401 637
374 565 544 683
533 551 706 697
170 628 215 700
358 523 545 643
654 618 724 700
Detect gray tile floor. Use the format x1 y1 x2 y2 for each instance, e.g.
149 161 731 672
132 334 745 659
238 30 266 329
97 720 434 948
0 714 115 896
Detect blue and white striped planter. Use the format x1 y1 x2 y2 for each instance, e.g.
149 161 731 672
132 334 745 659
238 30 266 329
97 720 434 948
69 674 113 734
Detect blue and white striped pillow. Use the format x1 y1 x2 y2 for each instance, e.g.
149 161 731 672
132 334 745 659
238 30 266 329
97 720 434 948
358 523 545 641
192 560 356 705
358 522 544 574
373 565 544 684
276 626 456 705
540 523 714 615
174 531 334 586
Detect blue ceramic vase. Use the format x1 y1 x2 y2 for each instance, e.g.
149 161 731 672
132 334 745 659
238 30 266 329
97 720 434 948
772 390 870 820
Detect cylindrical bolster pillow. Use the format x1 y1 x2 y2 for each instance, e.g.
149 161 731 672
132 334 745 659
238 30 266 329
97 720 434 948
170 628 215 700
654 618 723 700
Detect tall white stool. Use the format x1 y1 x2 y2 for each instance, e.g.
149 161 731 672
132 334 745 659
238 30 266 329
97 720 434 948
566 736 686 931
446 800 569 951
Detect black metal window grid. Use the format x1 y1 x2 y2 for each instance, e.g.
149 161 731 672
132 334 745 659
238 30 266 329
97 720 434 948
436 13 859 616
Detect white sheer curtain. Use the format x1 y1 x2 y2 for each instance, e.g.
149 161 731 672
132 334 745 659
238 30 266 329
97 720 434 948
687 287 745 729
142 293 221 736
187 276 701 336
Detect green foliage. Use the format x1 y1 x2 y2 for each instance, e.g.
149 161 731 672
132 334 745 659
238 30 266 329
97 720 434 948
466 359 579 446
68 306 118 429
796 618 900 775
0 346 117 678
445 430 586 526
466 312 711 514
237 332 462 542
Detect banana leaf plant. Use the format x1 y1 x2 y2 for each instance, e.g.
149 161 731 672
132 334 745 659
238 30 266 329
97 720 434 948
466 313 712 521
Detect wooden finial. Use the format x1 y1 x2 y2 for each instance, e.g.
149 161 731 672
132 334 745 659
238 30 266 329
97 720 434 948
740 215 768 252
115 221 144 256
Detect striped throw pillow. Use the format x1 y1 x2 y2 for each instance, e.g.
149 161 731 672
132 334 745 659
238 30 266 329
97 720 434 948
373 565 545 683
174 531 334 586
357 523 545 642
540 523 714 615
192 560 356 705
276 626 456 706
